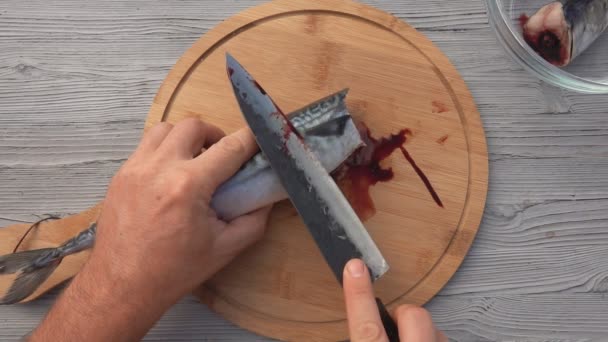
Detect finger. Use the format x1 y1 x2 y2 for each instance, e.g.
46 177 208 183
201 124 225 148
394 305 437 342
135 122 173 156
157 117 225 159
191 128 259 197
343 259 388 342
213 205 273 257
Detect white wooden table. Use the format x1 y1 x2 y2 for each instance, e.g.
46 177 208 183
1 1 607 341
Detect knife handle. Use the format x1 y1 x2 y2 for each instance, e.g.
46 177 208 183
375 298 400 342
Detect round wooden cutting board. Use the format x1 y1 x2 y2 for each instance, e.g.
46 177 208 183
144 0 488 340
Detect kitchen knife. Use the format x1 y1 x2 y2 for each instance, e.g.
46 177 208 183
226 53 399 341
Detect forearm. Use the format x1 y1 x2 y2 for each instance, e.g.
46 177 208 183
23 120 270 341
28 255 176 342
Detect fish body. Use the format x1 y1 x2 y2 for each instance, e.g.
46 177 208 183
522 0 608 66
0 90 364 305
211 89 363 221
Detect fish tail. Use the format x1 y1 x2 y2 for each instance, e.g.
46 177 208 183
0 248 61 305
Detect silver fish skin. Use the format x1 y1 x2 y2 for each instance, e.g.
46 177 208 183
0 91 364 305
210 89 363 221
522 0 608 66
564 0 608 60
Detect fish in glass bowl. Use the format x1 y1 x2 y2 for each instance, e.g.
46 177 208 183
521 0 608 67
487 0 608 93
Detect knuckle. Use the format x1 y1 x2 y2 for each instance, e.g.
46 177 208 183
146 122 173 138
396 305 431 323
109 165 143 191
164 183 189 203
181 117 202 125
152 167 197 203
170 169 196 194
353 321 386 342
116 165 140 181
155 121 174 130
217 135 245 155
177 117 203 132
350 284 373 298
197 181 215 202
120 165 147 182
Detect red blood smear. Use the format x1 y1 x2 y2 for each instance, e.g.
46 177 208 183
269 100 303 141
227 67 234 77
249 77 303 142
278 113 303 141
399 147 444 208
432 101 449 114
519 14 529 27
336 126 443 221
252 80 267 95
520 13 568 66
437 135 449 145
526 31 564 64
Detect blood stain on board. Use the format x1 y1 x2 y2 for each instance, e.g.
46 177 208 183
334 123 444 221
305 14 319 34
432 101 449 114
399 146 444 209
436 135 449 145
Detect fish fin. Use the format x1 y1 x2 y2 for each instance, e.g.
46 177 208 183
0 259 60 305
0 248 55 274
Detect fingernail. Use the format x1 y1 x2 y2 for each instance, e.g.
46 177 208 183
347 259 365 278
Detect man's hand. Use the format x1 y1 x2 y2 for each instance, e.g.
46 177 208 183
343 259 447 342
29 118 272 342
94 117 272 302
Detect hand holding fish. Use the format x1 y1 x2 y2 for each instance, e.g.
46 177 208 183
343 259 447 342
93 118 273 297
26 118 272 342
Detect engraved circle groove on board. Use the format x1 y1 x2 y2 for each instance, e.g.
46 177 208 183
152 9 474 324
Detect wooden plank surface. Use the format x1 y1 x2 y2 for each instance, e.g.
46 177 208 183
0 0 607 341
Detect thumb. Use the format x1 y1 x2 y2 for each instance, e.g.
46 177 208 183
343 259 388 342
213 205 273 258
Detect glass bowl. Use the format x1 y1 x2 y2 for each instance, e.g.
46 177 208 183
486 0 608 94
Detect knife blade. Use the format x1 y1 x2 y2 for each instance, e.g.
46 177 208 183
226 53 399 341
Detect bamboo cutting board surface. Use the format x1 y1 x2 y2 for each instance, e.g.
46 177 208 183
0 1 488 341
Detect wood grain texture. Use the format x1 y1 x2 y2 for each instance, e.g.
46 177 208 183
0 0 607 341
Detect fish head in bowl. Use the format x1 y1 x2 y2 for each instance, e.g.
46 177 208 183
487 0 608 94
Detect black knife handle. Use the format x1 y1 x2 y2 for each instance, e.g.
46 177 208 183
376 298 400 342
